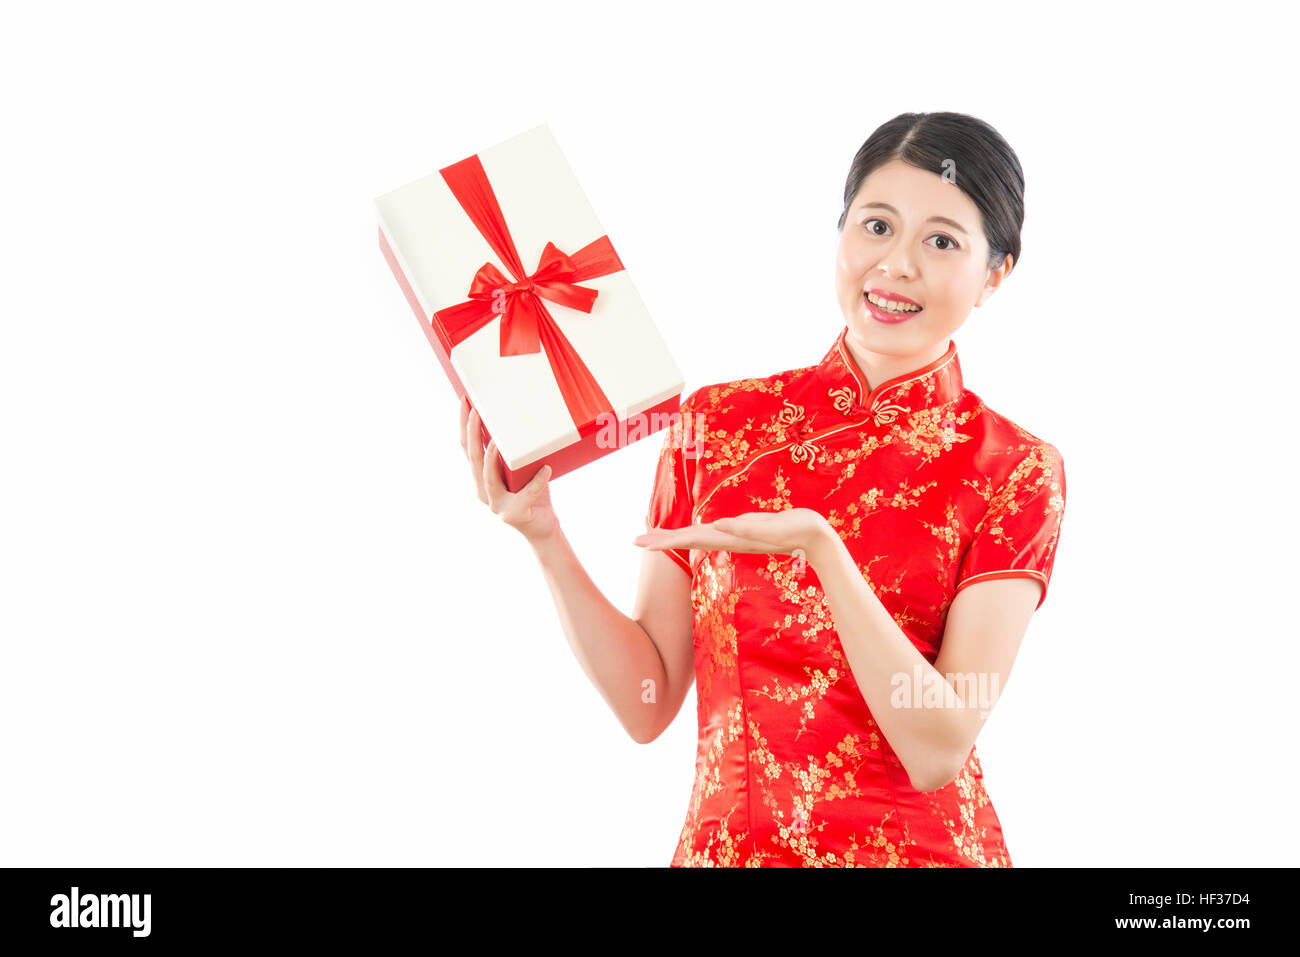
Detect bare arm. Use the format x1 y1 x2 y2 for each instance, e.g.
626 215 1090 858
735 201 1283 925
459 396 694 744
530 532 694 744
808 525 1039 791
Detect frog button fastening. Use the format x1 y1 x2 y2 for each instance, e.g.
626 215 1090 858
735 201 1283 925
828 386 857 416
789 423 821 469
870 398 910 427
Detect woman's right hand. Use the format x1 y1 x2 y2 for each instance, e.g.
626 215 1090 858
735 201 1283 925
459 394 558 544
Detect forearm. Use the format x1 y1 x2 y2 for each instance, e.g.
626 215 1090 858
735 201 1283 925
809 532 978 790
528 525 667 743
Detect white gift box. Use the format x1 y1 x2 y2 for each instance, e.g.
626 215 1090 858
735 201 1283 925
375 122 685 491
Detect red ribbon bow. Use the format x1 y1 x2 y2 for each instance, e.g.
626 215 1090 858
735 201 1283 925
431 154 623 438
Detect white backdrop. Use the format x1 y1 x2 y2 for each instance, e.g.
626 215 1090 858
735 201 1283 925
2 0 1296 867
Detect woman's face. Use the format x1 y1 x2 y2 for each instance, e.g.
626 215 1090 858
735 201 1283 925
835 159 1010 361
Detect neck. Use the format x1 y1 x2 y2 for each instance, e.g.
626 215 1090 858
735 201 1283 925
843 330 949 394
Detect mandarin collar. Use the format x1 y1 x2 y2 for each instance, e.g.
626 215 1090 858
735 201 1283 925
795 326 964 425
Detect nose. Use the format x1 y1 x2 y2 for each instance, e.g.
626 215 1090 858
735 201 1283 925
876 246 915 281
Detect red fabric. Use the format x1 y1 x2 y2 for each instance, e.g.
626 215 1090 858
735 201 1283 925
645 326 1066 867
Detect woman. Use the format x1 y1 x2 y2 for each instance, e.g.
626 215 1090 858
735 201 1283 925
459 112 1066 867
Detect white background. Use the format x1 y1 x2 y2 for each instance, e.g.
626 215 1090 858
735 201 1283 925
2 0 1296 867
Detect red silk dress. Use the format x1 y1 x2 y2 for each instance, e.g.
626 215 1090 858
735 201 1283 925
644 326 1066 867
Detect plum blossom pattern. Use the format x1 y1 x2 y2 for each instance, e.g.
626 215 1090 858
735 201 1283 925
646 326 1066 866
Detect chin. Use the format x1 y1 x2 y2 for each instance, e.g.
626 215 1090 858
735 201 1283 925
861 322 937 361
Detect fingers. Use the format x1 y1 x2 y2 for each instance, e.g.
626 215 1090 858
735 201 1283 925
519 464 552 499
482 437 506 509
466 407 488 505
484 443 552 524
462 397 474 463
636 524 768 554
462 398 548 519
460 396 550 519
462 395 473 457
487 449 550 515
508 463 551 522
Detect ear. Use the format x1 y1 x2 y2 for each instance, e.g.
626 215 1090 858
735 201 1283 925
974 254 1013 308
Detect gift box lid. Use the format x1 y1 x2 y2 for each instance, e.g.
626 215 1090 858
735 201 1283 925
375 122 684 470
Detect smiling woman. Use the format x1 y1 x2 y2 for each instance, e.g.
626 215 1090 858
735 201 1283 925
463 111 1065 869
629 112 1066 867
832 113 1025 386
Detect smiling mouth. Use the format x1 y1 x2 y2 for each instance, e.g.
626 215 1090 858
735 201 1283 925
865 291 922 314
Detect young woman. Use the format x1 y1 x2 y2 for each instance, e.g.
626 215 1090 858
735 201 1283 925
459 112 1066 867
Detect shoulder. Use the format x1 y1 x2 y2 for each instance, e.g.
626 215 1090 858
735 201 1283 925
681 361 819 421
959 388 1065 481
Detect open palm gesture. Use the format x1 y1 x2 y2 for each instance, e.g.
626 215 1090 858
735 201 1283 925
633 508 833 565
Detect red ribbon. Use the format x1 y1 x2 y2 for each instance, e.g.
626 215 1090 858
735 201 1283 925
432 153 623 438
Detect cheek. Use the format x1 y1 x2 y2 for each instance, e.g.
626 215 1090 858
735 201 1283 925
928 263 981 306
836 239 872 282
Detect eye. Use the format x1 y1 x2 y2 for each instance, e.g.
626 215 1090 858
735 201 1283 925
862 218 890 236
927 233 960 251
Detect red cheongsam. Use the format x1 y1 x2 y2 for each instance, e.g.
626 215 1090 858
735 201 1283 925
645 326 1066 867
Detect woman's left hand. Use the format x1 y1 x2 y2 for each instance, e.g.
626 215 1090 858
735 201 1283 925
633 508 836 565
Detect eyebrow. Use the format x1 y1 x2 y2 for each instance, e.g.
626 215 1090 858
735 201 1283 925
856 202 969 236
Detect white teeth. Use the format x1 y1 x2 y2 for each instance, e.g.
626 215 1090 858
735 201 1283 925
866 292 920 313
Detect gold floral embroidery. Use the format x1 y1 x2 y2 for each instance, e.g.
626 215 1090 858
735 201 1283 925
659 329 1060 868
692 556 750 699
894 405 967 465
750 717 918 867
745 467 795 513
826 480 937 543
921 499 965 567
920 751 1012 867
674 701 755 866
827 385 857 413
788 438 821 469
775 398 805 428
966 444 1064 555
705 425 757 476
870 397 911 426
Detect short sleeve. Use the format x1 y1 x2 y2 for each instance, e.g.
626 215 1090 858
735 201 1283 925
644 389 703 576
955 442 1066 611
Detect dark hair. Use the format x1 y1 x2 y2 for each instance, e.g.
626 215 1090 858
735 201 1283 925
837 112 1024 274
